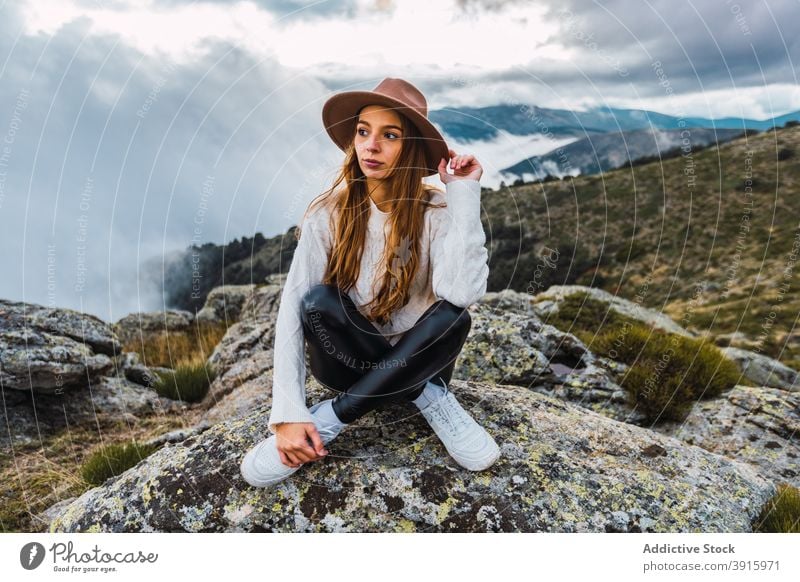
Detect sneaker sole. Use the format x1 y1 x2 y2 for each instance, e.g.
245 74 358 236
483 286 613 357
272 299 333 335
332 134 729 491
449 438 501 471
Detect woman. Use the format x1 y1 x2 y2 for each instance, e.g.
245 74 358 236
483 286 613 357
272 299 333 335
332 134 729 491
240 78 500 488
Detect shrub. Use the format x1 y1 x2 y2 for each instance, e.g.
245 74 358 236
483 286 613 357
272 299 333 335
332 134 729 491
619 362 695 423
153 356 216 402
81 441 161 486
753 483 800 533
590 323 741 424
541 291 741 424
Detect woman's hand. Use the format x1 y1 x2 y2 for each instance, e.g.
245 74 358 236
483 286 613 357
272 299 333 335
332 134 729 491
438 148 483 184
274 422 328 468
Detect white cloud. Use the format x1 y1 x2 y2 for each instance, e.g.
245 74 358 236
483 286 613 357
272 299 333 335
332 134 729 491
598 82 800 121
19 0 276 64
17 0 566 70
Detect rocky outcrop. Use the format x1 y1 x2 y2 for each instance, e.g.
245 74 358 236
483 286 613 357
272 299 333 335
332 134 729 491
194 285 799 491
0 299 121 355
201 280 286 410
458 301 639 423
530 285 695 337
0 300 119 393
1 376 182 448
657 384 800 486
0 300 182 449
195 284 257 325
1 327 113 393
113 284 261 349
721 346 799 392
16 279 799 533
2 279 269 451
47 379 775 533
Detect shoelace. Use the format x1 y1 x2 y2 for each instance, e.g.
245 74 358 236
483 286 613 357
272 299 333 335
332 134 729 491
428 392 471 438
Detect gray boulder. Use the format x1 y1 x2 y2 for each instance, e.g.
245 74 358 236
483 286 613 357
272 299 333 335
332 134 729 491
46 379 775 533
0 327 113 393
460 302 638 423
657 384 800 487
1 375 183 448
721 347 799 392
195 284 257 325
531 285 695 337
0 299 121 355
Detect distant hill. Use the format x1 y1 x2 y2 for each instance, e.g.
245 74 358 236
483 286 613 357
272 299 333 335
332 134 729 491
501 127 749 179
156 231 296 315
157 123 800 368
429 103 800 143
481 122 800 368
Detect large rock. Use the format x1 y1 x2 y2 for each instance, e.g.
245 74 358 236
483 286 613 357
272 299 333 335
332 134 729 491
459 302 638 423
194 285 800 492
46 380 774 533
0 299 185 450
240 277 285 322
479 289 538 316
531 285 695 337
0 328 113 393
0 299 121 356
0 299 120 393
201 281 287 410
201 372 271 425
203 320 277 409
721 347 799 391
657 384 800 488
195 284 257 325
1 376 183 448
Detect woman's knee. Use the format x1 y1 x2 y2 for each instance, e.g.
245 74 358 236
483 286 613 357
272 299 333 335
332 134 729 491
430 300 472 338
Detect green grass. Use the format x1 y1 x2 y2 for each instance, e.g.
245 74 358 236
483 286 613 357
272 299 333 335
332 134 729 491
80 441 162 487
483 125 800 369
753 483 800 533
153 358 216 402
1 415 189 532
123 322 229 370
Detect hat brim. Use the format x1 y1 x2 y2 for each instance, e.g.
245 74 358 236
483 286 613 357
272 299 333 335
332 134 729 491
322 91 449 177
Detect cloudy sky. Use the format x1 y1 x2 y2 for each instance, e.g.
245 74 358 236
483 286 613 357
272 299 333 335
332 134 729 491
1 0 798 321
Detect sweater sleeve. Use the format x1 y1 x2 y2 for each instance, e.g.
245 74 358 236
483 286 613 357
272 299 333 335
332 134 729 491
267 204 331 435
429 178 490 308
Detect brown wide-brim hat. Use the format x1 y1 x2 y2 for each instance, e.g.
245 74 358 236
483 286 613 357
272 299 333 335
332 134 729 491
322 77 450 177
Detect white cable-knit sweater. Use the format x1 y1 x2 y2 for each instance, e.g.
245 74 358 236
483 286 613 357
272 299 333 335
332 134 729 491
267 178 489 434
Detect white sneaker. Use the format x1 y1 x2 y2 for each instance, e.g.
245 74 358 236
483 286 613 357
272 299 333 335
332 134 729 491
418 382 501 471
240 399 347 488
240 434 300 488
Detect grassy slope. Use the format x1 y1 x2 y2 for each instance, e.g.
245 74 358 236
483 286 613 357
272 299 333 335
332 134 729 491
481 124 800 366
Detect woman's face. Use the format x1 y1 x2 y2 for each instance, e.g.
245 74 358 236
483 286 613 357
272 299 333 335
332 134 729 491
354 105 404 178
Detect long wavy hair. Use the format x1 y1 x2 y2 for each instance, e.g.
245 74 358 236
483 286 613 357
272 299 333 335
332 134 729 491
295 105 447 326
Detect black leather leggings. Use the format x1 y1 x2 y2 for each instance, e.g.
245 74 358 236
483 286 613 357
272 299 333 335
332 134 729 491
300 284 472 424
